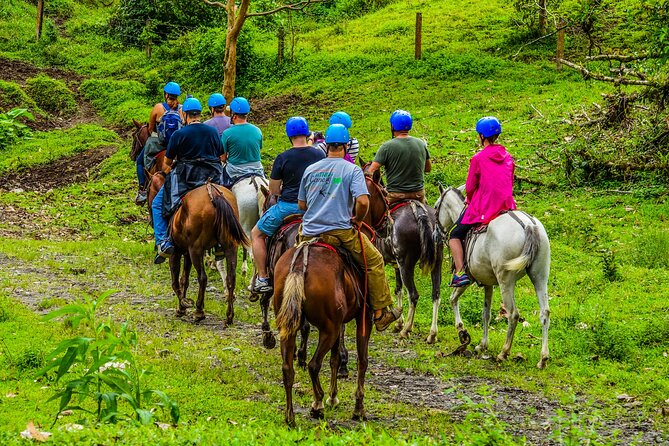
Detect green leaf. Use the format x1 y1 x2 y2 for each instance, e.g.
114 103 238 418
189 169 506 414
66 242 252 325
135 408 153 425
56 346 78 383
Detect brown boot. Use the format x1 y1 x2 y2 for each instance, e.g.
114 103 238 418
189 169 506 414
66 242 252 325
374 306 402 332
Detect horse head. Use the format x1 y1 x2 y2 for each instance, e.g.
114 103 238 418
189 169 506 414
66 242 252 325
359 157 382 186
130 120 149 161
434 184 466 231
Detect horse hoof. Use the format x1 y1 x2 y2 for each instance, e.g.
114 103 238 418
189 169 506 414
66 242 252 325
537 358 548 369
226 316 234 326
337 369 349 379
352 412 367 421
181 298 194 308
426 333 437 344
248 292 260 303
458 329 471 346
393 322 404 333
175 309 186 318
285 416 296 428
496 353 508 363
194 312 206 322
263 332 276 349
399 330 411 339
326 396 339 407
298 360 307 370
474 344 487 354
310 408 324 420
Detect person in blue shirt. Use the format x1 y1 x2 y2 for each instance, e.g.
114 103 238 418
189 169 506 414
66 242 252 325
298 124 401 332
152 97 224 264
250 116 324 293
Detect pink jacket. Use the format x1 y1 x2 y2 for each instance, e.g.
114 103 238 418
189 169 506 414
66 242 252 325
462 144 517 225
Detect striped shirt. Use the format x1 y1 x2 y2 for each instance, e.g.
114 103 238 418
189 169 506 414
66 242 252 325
314 137 360 162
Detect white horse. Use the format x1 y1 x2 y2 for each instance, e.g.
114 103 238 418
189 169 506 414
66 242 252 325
215 176 268 286
434 185 551 369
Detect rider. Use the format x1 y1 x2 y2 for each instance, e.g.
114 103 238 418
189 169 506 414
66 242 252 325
204 93 231 136
448 116 517 287
250 116 324 293
135 81 182 205
151 97 225 264
220 97 264 187
298 124 402 332
366 110 431 205
314 111 359 163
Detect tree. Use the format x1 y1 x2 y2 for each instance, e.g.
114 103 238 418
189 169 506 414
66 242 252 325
203 0 324 103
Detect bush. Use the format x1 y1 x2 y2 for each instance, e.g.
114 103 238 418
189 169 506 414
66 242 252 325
25 74 77 116
0 108 34 151
80 78 150 125
13 348 45 371
44 0 74 19
0 80 40 114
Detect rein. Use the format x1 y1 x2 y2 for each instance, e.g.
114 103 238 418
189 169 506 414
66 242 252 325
364 175 391 235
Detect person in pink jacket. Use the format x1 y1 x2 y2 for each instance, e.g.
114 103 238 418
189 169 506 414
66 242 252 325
449 116 517 287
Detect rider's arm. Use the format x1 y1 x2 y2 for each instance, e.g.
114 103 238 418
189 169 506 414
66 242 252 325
367 161 382 176
353 194 370 227
424 158 432 173
148 103 162 134
298 200 307 211
269 179 282 196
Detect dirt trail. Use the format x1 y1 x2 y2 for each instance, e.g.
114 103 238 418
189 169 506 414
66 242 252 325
0 253 664 445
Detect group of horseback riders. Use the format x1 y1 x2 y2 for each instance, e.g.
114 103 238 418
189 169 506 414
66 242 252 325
135 82 517 333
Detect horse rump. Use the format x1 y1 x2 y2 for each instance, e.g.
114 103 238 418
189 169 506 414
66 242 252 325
505 224 540 272
416 209 437 273
276 271 305 339
212 194 250 248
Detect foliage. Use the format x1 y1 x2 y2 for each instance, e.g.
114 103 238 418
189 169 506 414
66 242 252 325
0 108 34 151
600 249 622 282
38 291 179 426
25 74 77 116
0 80 40 114
80 78 150 125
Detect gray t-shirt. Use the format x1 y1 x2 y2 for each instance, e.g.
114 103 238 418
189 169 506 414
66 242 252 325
298 157 369 236
203 116 232 136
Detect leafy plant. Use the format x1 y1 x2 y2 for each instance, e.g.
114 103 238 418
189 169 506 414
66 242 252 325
0 108 34 151
600 249 622 282
38 291 179 427
25 74 77 116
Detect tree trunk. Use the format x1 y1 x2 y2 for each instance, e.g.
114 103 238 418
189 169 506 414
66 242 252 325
221 0 250 105
36 0 45 41
538 0 547 35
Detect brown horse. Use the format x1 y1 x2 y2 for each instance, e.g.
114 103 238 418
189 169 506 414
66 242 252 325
274 240 372 426
132 119 167 217
167 182 248 322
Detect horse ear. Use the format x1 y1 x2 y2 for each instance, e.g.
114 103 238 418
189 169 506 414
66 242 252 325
132 119 142 129
358 156 366 167
439 183 445 194
259 184 269 197
372 169 381 184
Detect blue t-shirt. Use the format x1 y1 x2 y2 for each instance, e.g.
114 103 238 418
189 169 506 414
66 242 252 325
271 146 324 203
165 123 223 161
221 122 263 165
298 157 369 236
204 116 231 136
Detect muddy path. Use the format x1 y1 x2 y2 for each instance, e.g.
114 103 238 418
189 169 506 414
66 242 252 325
0 253 664 445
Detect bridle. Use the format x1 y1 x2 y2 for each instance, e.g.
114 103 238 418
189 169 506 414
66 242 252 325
361 162 392 239
434 186 465 233
132 124 149 156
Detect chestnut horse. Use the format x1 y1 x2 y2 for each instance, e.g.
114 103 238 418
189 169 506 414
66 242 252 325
166 181 248 322
274 240 372 426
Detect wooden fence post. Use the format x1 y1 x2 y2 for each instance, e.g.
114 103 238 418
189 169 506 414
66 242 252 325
36 0 45 41
415 12 422 60
277 27 285 64
556 18 566 70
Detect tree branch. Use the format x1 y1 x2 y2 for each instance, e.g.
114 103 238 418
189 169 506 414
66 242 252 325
555 58 660 87
585 53 656 62
246 0 326 17
203 0 226 7
512 21 572 59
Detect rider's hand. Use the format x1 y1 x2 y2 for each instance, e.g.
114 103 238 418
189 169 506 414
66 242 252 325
351 216 362 229
164 165 172 174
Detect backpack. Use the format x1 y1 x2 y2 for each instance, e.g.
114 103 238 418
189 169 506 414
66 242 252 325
157 103 183 146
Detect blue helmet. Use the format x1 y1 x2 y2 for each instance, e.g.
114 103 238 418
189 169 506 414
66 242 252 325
390 109 412 131
475 116 502 138
182 97 202 113
230 97 251 114
285 116 310 138
207 93 226 108
163 82 181 96
329 111 352 129
325 124 350 144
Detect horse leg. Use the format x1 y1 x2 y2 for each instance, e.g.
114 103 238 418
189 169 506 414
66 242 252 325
261 292 276 349
529 268 551 369
224 247 237 326
326 333 341 408
297 319 310 369
215 257 227 287
337 325 349 379
191 251 207 322
392 268 404 332
280 330 298 427
449 286 471 350
399 262 418 339
352 310 372 421
308 328 339 420
497 278 520 362
241 248 248 277
170 253 187 317
476 286 494 354
426 255 443 344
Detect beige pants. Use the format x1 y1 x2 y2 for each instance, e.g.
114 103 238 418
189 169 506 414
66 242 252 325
387 189 426 205
300 227 392 311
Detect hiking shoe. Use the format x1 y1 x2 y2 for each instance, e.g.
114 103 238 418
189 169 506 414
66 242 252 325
154 240 174 264
252 277 272 294
214 244 225 262
450 272 471 287
374 306 402 332
135 188 147 205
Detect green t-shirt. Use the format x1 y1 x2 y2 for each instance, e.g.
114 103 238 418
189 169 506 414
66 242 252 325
221 122 263 165
373 136 429 192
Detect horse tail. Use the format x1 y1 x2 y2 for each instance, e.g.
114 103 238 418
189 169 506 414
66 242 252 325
212 194 250 248
276 270 305 339
417 210 437 273
505 224 540 272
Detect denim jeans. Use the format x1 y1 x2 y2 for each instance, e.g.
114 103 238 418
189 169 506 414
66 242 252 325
152 185 168 245
136 147 146 187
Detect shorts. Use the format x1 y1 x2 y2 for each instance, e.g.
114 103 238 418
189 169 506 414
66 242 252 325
256 200 302 237
449 210 476 241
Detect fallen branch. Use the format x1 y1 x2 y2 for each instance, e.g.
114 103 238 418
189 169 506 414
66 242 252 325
536 150 560 166
531 104 545 118
586 53 656 62
514 174 544 186
556 58 660 87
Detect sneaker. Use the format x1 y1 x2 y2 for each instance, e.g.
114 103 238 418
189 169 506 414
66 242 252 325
374 306 402 332
252 277 272 293
154 240 174 264
135 188 147 205
214 244 225 262
450 272 471 287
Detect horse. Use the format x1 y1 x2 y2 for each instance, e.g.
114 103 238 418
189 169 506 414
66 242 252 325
274 239 372 426
131 119 167 194
434 185 551 369
361 160 444 343
167 182 249 323
230 175 269 278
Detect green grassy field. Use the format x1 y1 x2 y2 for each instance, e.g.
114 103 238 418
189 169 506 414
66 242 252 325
0 0 668 444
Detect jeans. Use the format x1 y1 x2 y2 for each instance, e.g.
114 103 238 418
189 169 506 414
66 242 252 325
136 147 146 187
152 185 168 245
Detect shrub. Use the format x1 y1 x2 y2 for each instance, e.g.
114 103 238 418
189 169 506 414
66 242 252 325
13 348 45 371
0 108 34 151
25 74 77 116
80 78 150 125
44 0 74 19
0 80 40 114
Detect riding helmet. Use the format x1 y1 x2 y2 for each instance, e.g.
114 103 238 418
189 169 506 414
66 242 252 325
329 111 352 129
230 97 251 114
285 116 310 138
475 116 502 138
390 109 412 132
182 97 202 113
325 124 350 144
207 93 226 108
163 82 181 96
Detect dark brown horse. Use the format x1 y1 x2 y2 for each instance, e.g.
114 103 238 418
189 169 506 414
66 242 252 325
167 182 248 322
132 119 167 218
361 159 444 343
274 240 372 426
